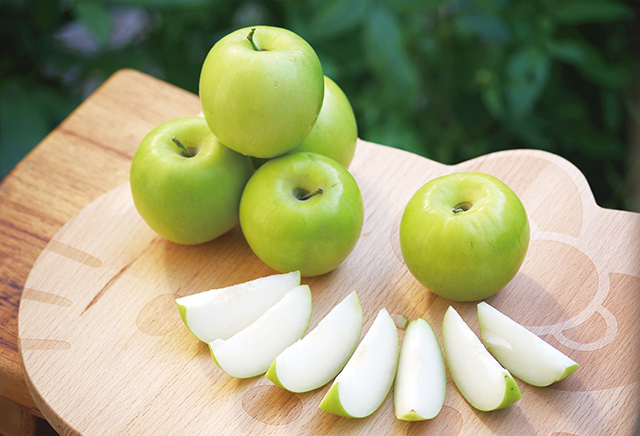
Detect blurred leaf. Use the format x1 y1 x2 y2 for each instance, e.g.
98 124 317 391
118 0 212 7
0 82 51 178
579 129 626 160
510 116 552 150
578 59 633 89
306 0 367 41
363 4 420 108
383 0 444 14
481 86 505 120
365 111 423 156
1 0 637 211
455 14 510 43
506 46 550 119
545 39 588 65
601 90 622 131
73 1 111 45
553 1 633 25
551 34 634 89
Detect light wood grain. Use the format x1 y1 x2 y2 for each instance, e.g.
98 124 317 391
0 70 201 418
14 70 640 435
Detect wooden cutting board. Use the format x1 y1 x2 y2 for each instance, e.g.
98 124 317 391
19 94 640 435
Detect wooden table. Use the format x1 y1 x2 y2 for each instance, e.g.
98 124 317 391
0 70 201 434
2 69 640 435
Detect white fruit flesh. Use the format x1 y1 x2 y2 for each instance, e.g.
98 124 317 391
176 271 300 342
266 291 363 392
477 302 579 387
319 308 400 418
442 306 521 411
391 314 408 330
209 284 312 378
394 318 446 420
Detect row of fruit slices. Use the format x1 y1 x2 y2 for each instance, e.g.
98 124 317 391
176 271 578 420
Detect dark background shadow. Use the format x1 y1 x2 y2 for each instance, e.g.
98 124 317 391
1 0 639 212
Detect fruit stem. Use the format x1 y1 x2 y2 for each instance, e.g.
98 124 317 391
247 27 261 51
452 201 472 213
298 188 323 201
172 136 192 157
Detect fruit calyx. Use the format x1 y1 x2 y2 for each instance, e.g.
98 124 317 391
294 188 323 201
452 201 472 214
172 136 197 158
247 28 263 51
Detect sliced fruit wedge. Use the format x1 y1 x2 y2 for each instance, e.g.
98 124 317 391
176 271 300 342
442 306 521 412
209 284 312 379
477 301 579 387
394 318 446 421
319 308 400 418
266 290 363 393
391 313 408 330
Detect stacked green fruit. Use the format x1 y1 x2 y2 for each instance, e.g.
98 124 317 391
199 26 324 159
129 116 254 245
239 152 364 277
130 26 361 276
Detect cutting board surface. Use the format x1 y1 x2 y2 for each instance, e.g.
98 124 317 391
19 138 640 432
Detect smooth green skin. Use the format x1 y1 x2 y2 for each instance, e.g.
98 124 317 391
293 75 357 168
442 306 521 411
239 152 364 277
251 75 358 170
318 308 399 418
400 172 530 301
391 314 408 330
130 117 254 245
199 26 324 158
177 304 188 328
319 382 352 417
477 302 579 387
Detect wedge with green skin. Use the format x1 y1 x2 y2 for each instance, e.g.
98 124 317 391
176 271 300 343
477 302 579 387
394 318 446 421
266 290 363 393
209 284 312 378
319 308 400 418
391 314 408 330
442 306 521 411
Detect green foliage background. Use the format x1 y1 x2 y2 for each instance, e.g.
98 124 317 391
2 0 639 211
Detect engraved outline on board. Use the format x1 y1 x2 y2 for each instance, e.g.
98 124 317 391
241 384 303 426
21 338 71 351
525 220 620 352
406 405 463 436
136 293 184 336
22 288 72 307
46 240 102 268
390 199 625 354
21 240 104 351
21 151 639 434
390 210 630 369
81 262 131 315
